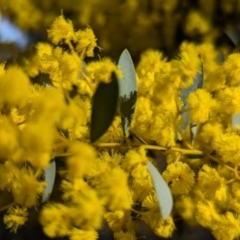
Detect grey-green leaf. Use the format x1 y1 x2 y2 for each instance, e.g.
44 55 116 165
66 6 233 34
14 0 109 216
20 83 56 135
232 112 240 130
90 72 119 143
42 160 56 203
118 49 137 137
147 161 173 219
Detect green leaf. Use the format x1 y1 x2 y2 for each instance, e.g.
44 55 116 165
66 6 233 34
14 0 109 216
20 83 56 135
42 160 56 203
118 49 137 137
147 161 173 220
90 72 119 143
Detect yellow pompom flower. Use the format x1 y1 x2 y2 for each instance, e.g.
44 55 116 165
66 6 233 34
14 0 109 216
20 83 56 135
173 42 200 88
0 161 22 190
86 58 120 84
75 28 97 57
69 228 98 240
0 116 20 161
204 67 226 92
162 162 195 195
153 216 175 238
131 96 153 138
184 10 211 37
131 177 153 202
197 165 227 202
122 146 148 179
105 211 125 231
66 141 97 178
223 53 240 86
215 87 240 116
175 196 195 222
114 230 137 240
212 212 240 240
0 66 30 110
193 121 223 152
71 187 105 229
40 203 72 238
213 133 240 165
141 194 175 238
4 206 28 233
231 182 240 200
187 89 215 123
12 168 46 207
136 49 165 97
195 200 221 228
47 15 76 45
61 178 89 202
20 121 55 168
89 160 132 211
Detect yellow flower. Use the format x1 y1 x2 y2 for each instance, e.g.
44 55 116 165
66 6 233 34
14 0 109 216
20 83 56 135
215 87 240 115
204 67 226 92
153 216 175 238
173 42 200 88
213 133 240 165
175 196 195 222
0 66 30 110
86 58 120 83
150 112 176 147
187 88 215 123
71 187 105 229
105 211 125 231
99 150 123 166
61 178 89 202
12 168 46 207
131 96 153 138
4 206 28 233
141 194 175 237
0 116 21 161
20 121 55 168
136 49 165 97
0 161 21 190
193 121 223 152
162 162 195 195
212 212 240 240
231 182 240 200
66 141 97 178
131 177 153 202
184 10 211 37
122 146 148 179
75 28 97 57
40 203 72 238
90 164 132 211
223 53 240 86
195 200 221 228
47 15 76 45
69 228 98 240
197 165 227 202
114 230 137 240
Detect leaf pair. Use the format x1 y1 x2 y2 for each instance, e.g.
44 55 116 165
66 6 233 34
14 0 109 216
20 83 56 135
90 49 137 142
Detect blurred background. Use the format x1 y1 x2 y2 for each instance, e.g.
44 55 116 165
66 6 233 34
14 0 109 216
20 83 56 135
1 0 240 63
0 0 240 239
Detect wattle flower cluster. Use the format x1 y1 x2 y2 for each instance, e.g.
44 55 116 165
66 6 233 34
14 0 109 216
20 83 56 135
1 15 240 240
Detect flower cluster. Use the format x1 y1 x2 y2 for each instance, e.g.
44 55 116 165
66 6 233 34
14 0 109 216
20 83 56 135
1 14 240 240
1 0 240 59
